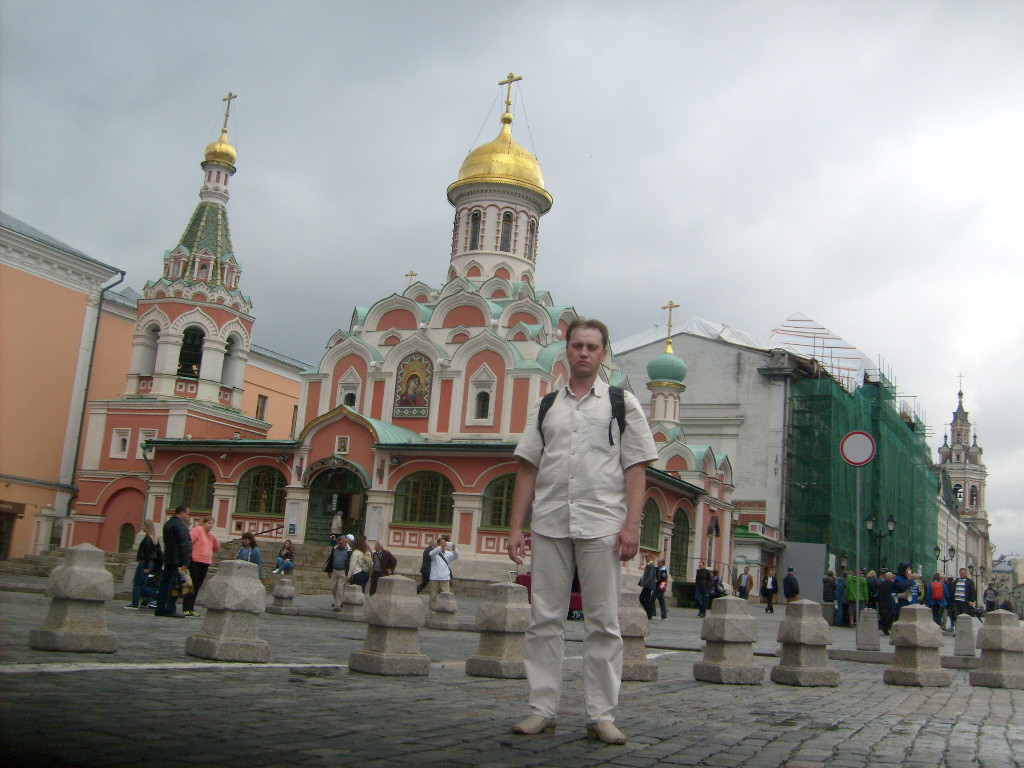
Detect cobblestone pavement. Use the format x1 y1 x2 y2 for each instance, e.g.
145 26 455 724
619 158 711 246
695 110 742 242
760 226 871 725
2 582 1022 767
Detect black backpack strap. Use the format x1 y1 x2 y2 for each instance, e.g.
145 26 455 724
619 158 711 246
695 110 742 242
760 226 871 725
536 391 559 446
608 386 626 446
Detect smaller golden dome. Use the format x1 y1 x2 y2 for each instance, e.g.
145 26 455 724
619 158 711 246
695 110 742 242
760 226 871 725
456 111 545 191
204 128 237 168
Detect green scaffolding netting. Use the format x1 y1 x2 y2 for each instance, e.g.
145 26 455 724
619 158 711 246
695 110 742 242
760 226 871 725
787 376 937 573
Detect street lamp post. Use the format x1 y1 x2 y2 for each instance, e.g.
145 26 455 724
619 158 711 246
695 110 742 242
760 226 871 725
934 545 956 575
865 514 897 572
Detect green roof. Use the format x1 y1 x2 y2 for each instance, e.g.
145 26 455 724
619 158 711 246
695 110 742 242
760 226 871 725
176 201 234 265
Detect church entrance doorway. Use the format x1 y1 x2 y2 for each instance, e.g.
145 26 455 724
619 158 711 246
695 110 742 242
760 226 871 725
306 468 366 544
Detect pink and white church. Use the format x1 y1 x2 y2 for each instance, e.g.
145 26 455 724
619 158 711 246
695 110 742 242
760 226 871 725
72 80 737 584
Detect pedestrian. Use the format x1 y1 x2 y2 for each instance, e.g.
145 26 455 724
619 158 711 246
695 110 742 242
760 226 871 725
845 569 868 627
875 570 896 634
835 571 848 626
762 568 779 613
330 511 344 539
348 535 372 592
506 317 658 745
324 533 353 610
154 505 191 618
924 572 950 627
893 562 918 620
865 569 879 610
416 538 434 594
783 566 800 603
273 539 295 574
983 583 998 614
736 566 753 600
653 559 669 620
822 569 837 625
183 516 220 617
638 553 659 619
707 569 725 610
427 535 458 611
369 540 397 595
950 567 977 628
235 532 262 577
126 519 162 609
694 560 711 618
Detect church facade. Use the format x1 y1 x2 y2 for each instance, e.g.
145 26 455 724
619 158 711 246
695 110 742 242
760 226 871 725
51 81 736 584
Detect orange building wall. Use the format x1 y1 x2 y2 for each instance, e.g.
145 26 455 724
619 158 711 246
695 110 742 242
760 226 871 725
242 363 302 439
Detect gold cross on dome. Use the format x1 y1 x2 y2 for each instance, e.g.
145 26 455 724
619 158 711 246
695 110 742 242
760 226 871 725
499 73 522 112
662 300 680 353
221 93 237 131
405 270 418 287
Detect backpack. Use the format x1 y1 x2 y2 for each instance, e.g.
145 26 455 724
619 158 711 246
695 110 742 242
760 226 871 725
537 386 626 446
930 581 945 601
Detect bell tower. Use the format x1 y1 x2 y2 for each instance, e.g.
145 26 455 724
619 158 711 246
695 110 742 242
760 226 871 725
125 94 254 409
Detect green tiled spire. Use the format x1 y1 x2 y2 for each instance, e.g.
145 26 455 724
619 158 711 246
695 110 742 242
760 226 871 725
175 201 234 279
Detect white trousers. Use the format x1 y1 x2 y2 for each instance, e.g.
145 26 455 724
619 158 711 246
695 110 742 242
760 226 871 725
524 533 623 723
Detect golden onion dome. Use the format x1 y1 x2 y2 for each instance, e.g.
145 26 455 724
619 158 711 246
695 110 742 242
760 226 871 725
449 111 551 210
204 128 237 168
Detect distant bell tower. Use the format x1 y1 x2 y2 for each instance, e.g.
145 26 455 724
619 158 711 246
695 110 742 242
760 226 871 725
937 388 988 523
445 73 553 286
126 94 254 409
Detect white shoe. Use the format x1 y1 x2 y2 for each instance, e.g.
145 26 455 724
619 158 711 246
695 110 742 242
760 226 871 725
587 721 627 744
272 568 280 574
511 715 557 735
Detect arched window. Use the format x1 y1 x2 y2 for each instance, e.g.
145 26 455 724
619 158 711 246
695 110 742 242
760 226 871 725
482 474 518 528
137 324 160 376
177 327 205 378
969 485 979 506
117 523 136 553
393 471 454 525
640 499 661 551
953 483 964 506
237 467 287 517
499 211 513 252
475 390 490 420
344 393 357 407
526 220 537 262
469 211 482 250
670 509 690 581
170 463 215 512
221 334 244 388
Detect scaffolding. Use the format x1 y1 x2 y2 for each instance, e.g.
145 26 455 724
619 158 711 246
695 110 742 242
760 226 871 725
786 373 937 572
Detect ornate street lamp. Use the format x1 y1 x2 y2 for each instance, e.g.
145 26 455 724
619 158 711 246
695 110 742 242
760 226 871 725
865 514 897 572
934 545 956 575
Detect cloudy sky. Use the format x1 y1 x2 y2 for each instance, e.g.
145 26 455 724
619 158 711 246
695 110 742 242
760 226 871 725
4 1 1022 557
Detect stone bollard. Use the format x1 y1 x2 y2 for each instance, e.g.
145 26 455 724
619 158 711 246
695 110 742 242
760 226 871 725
954 615 977 657
185 560 269 663
857 608 880 651
30 544 118 653
425 590 460 630
349 575 430 676
269 578 296 613
771 599 839 686
338 584 366 622
969 610 1024 689
883 604 952 686
466 582 530 678
620 587 657 681
693 596 764 684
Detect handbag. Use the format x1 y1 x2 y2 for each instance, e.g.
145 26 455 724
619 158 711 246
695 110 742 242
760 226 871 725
171 565 194 597
658 579 668 592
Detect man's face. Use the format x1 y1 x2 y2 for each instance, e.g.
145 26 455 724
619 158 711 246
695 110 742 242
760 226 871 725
744 567 749 574
566 327 606 379
960 568 968 578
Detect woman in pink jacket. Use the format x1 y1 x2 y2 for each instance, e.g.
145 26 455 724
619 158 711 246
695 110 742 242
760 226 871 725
183 517 220 617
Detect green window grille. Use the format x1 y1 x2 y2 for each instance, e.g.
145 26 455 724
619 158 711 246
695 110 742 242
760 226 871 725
481 474 518 528
640 498 661 551
170 463 215 512
670 511 690 581
237 467 287 516
393 471 454 526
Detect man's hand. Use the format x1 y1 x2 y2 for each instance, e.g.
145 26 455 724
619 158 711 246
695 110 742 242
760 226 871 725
614 525 640 562
507 530 527 565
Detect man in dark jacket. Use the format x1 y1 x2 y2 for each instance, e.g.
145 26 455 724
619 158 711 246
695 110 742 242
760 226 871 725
782 567 800 603
154 505 192 617
416 538 438 594
370 540 398 596
951 567 977 628
694 561 711 618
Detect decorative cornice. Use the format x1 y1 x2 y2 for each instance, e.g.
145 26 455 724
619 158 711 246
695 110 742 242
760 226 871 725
1 231 120 295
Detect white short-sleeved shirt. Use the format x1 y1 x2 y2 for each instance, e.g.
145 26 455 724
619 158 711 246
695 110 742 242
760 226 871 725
514 379 658 539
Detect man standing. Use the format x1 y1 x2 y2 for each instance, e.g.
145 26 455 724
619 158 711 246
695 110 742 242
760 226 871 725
325 534 353 610
416 538 435 594
694 561 711 618
427 536 458 611
783 567 800 603
154 505 191 618
369 540 398 596
736 566 753 600
638 553 659 619
507 318 658 745
951 567 977 628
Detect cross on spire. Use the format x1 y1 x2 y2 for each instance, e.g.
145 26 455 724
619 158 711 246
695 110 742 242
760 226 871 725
221 92 237 132
662 300 680 354
499 72 522 113
405 270 418 287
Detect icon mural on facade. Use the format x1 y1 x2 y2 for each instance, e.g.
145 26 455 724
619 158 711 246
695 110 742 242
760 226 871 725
393 354 432 418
